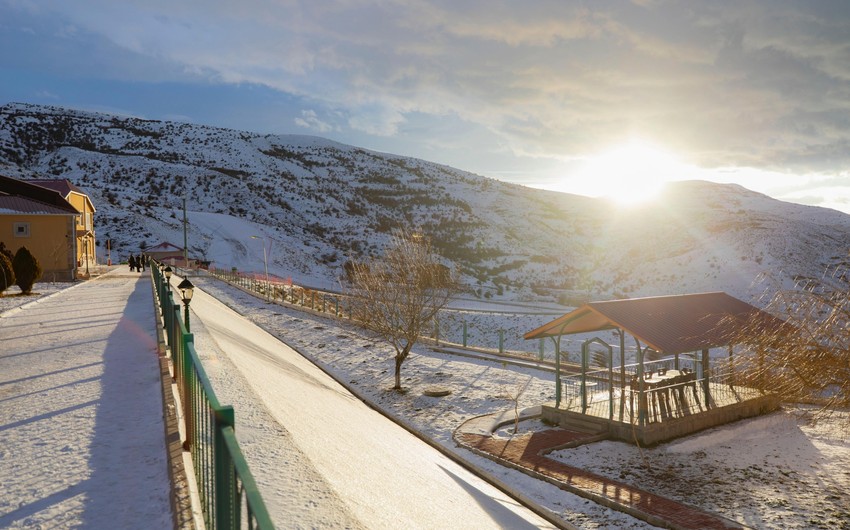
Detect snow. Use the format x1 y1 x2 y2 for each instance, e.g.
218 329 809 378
183 274 850 529
2 268 848 529
0 271 172 529
185 278 557 529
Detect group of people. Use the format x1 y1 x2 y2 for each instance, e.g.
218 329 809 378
128 253 147 272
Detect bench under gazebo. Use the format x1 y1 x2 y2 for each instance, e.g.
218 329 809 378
524 292 785 445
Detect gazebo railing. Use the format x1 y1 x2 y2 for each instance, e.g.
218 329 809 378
559 357 761 426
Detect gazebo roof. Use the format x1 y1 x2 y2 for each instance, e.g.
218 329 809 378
524 291 785 354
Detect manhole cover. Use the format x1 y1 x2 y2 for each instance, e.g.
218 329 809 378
423 387 452 397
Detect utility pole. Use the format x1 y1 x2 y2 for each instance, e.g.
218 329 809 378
183 197 188 269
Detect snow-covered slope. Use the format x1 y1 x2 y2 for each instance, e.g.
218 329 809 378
2 102 848 303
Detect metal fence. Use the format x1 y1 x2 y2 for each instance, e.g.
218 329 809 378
207 267 563 360
153 262 274 530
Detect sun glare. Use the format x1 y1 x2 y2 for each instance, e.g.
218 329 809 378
575 140 686 206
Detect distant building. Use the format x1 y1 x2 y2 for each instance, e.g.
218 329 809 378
145 241 195 268
28 178 97 276
0 175 81 281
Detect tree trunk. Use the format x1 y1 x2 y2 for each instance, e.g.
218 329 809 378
394 355 403 389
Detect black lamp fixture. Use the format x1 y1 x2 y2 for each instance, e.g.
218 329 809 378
164 266 172 281
177 278 195 331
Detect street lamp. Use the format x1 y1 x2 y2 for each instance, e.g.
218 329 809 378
177 278 195 332
164 266 173 282
250 235 270 300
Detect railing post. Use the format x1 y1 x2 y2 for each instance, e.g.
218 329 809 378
538 338 544 361
215 406 236 530
498 329 504 353
183 333 195 449
462 321 468 347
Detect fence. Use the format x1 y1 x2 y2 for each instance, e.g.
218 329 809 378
152 263 274 530
207 267 565 361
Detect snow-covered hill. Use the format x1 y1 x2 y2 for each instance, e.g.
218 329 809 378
2 102 848 303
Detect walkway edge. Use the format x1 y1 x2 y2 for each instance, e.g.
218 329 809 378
151 274 196 530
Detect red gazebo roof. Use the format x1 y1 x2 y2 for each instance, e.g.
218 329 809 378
524 292 786 353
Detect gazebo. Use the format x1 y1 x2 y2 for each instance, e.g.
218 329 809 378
524 292 785 445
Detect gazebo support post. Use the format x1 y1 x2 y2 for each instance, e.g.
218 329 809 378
619 329 625 422
608 342 614 420
637 342 647 426
552 336 562 408
728 345 735 387
701 348 712 408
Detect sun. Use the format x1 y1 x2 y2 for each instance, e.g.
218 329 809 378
575 140 685 205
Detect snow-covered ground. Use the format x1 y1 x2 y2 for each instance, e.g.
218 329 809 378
3 272 848 529
0 271 172 529
184 276 558 529
185 273 850 529
0 282 74 313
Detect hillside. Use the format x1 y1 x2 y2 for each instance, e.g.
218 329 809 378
2 102 848 303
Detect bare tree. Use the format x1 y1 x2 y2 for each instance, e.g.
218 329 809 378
732 267 850 423
346 230 457 391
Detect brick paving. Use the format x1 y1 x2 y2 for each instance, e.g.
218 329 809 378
454 413 746 530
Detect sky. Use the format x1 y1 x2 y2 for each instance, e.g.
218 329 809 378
2 1 850 212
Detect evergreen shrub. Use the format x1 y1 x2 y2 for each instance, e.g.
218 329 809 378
12 246 42 294
0 251 14 294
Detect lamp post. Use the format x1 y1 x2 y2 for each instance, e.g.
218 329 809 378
177 278 195 332
250 235 270 301
163 265 172 299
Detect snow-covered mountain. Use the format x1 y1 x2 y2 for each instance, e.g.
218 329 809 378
2 102 848 303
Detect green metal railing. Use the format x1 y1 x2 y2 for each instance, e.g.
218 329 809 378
152 262 274 530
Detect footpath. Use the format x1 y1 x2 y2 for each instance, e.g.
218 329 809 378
0 269 174 529
455 411 747 530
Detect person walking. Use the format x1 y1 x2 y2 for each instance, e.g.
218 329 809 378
128 254 137 272
139 253 146 272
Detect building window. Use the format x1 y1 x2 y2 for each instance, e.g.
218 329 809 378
14 222 30 237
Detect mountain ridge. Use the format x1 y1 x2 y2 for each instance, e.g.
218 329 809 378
1 101 848 304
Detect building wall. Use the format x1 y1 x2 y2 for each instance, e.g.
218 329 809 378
66 191 96 266
0 214 76 281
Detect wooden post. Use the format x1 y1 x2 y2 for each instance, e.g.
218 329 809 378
702 348 711 408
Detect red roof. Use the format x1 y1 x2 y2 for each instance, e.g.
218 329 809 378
0 195 80 215
524 292 787 353
27 178 86 197
147 242 184 252
0 175 79 215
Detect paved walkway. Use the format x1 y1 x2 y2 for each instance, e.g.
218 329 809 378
0 270 173 529
454 412 747 530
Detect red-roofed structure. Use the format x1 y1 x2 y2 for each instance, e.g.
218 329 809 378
27 178 97 275
525 292 783 445
0 175 82 281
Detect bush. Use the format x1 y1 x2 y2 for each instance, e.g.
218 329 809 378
13 246 42 294
0 251 14 294
0 241 12 261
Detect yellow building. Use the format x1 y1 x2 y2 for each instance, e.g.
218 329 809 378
29 179 98 276
0 175 82 281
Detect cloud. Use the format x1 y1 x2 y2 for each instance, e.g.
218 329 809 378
294 109 334 133
6 0 850 176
